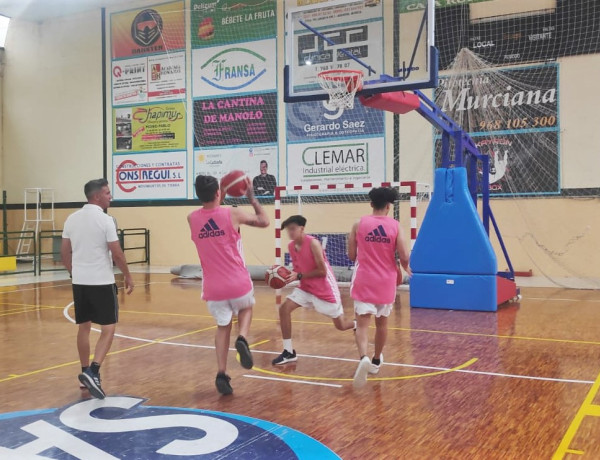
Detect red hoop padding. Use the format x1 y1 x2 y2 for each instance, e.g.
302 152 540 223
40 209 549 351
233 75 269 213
359 91 421 114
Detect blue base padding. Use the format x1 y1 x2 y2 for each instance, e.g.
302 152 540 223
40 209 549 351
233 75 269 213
410 273 498 312
411 168 497 275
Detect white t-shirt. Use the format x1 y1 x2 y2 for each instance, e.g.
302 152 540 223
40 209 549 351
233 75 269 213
62 204 119 285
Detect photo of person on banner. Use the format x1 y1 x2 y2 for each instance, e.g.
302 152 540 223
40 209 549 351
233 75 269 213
253 160 277 196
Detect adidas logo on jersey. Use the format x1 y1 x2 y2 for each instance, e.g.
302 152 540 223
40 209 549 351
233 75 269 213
365 225 391 243
198 218 225 239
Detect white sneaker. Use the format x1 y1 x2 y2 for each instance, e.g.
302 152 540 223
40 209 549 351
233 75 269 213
369 354 383 374
353 356 371 389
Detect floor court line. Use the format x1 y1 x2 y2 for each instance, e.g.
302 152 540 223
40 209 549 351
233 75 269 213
243 374 343 388
553 367 600 459
63 303 594 386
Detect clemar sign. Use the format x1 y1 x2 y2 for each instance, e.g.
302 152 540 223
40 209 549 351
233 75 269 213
0 397 340 459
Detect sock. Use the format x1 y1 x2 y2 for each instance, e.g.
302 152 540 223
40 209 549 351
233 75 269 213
90 362 101 374
372 357 381 366
283 339 293 353
81 366 88 373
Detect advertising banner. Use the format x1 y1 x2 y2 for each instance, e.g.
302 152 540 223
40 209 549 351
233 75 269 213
192 39 276 97
468 12 557 65
114 102 186 152
287 99 384 142
194 145 278 196
287 137 385 185
193 92 277 147
191 0 277 47
398 0 492 14
111 1 185 59
113 151 187 200
434 64 559 195
112 52 185 106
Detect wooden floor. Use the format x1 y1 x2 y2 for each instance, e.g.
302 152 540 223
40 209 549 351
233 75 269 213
1 272 600 458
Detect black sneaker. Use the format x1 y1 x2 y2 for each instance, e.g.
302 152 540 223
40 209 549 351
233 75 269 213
78 368 106 399
272 349 297 365
235 336 253 370
215 372 233 395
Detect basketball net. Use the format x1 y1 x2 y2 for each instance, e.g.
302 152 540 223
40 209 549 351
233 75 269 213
317 70 364 109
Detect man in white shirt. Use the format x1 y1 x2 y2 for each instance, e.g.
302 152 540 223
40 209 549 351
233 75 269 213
61 179 134 399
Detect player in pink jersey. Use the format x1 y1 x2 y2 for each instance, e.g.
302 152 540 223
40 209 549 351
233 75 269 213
188 175 269 395
272 215 356 365
348 187 411 388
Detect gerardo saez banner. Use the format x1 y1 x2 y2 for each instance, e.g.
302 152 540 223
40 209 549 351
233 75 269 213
434 64 560 195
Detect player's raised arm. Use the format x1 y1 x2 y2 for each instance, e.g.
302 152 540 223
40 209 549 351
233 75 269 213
396 222 412 276
232 177 270 228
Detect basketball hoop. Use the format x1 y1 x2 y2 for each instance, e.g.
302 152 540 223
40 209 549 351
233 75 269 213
317 70 364 109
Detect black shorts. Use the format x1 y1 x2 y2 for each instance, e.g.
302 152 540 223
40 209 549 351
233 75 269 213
73 284 119 325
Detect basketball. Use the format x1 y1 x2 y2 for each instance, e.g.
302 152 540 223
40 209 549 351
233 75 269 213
220 170 248 197
265 265 291 289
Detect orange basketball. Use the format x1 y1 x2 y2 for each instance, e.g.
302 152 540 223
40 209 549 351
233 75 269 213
265 265 291 289
220 170 248 197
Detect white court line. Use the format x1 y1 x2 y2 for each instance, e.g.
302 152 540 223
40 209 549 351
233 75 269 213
62 304 595 386
243 374 343 388
527 297 600 303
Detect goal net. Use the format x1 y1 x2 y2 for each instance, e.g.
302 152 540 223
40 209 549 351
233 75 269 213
274 182 426 282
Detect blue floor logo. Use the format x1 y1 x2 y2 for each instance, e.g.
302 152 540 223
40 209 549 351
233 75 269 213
0 396 339 459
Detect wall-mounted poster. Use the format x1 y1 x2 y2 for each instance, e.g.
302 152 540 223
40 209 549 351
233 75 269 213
193 93 277 147
112 52 186 106
191 0 276 47
194 145 278 197
191 39 277 97
111 1 185 59
113 151 187 200
113 102 186 153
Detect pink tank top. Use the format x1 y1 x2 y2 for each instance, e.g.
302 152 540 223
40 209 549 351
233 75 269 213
189 207 252 301
289 234 340 304
351 215 399 304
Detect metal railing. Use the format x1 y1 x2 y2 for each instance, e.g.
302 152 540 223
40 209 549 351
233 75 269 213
0 231 36 276
37 228 150 274
118 228 150 265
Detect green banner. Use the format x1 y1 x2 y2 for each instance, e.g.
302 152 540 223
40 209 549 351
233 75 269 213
191 0 277 48
398 0 492 14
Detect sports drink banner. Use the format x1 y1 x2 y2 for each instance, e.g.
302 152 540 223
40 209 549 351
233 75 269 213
287 137 385 185
112 52 185 106
191 0 277 47
287 99 384 143
434 64 559 195
194 145 278 192
111 1 185 59
113 151 187 200
193 93 277 147
191 39 277 97
114 102 186 153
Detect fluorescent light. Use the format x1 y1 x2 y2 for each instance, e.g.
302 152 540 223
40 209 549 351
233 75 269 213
0 15 10 48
